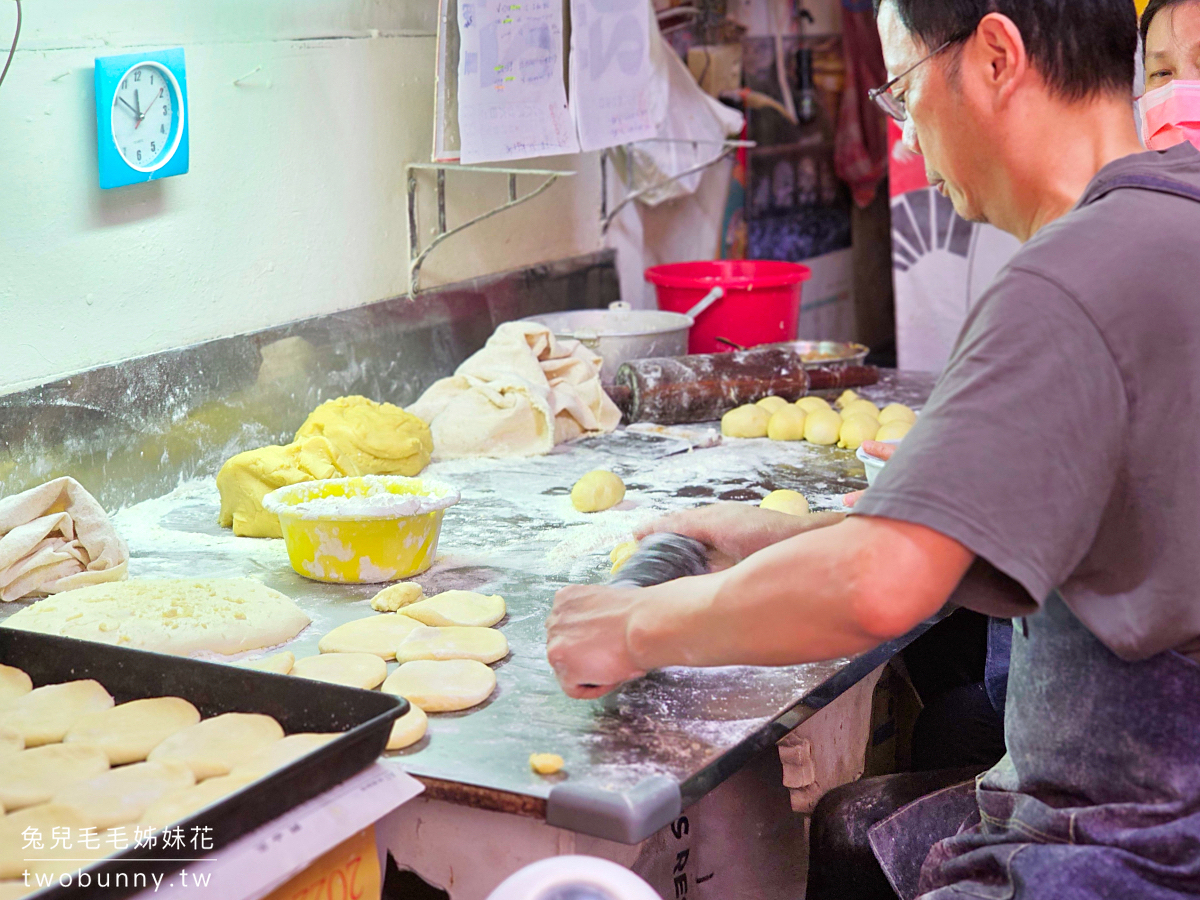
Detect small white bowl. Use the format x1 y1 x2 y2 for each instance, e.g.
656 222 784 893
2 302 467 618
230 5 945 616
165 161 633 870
856 440 902 487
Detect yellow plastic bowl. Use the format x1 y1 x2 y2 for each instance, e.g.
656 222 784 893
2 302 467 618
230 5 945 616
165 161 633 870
262 475 460 584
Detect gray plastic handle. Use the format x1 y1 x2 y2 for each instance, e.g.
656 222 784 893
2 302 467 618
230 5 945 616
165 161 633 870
546 775 682 844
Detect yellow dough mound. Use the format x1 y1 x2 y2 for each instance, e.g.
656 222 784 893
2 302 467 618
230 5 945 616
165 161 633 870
767 406 807 441
838 414 880 450
760 490 810 516
217 437 345 538
722 404 771 438
804 409 842 445
571 470 626 512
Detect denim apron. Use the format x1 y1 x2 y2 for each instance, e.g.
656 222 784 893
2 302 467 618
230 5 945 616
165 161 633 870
867 169 1200 900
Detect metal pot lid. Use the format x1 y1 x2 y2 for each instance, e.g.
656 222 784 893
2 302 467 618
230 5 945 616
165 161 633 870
520 308 692 339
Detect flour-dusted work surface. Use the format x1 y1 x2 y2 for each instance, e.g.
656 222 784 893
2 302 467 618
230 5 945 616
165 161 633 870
0 371 936 827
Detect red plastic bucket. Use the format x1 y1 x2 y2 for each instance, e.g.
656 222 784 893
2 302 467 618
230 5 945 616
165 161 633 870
645 260 812 354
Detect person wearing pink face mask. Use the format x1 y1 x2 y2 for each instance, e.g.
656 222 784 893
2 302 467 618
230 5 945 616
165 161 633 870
1139 0 1200 149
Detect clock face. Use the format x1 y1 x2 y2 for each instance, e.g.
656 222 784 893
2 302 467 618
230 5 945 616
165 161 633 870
110 63 178 172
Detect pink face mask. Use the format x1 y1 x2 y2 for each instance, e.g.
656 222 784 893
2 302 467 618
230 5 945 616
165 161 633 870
1138 80 1200 151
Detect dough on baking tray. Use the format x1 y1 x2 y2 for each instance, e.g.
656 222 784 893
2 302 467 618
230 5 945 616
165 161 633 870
842 399 880 421
382 659 496 712
0 664 31 707
1 578 311 657
0 804 91 879
148 712 284 780
64 696 201 765
759 490 810 516
1 743 110 811
0 679 113 747
0 880 37 899
371 581 425 612
875 420 914 442
0 726 21 756
755 396 790 414
317 613 423 659
291 652 387 689
395 625 509 664
240 650 295 675
609 541 638 574
294 395 433 478
795 396 832 414
386 704 428 750
721 405 770 438
838 414 880 451
803 409 843 446
529 753 564 775
767 406 807 441
53 760 195 829
879 403 917 425
570 470 626 513
229 733 338 782
403 590 506 628
139 774 254 831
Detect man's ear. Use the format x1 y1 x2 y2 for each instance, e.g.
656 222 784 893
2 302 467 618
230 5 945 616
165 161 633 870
969 12 1029 104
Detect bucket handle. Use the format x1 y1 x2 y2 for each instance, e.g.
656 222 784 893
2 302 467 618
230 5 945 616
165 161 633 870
683 287 724 322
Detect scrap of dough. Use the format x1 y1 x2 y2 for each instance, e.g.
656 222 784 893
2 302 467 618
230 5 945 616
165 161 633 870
721 404 770 438
396 625 509 664
0 664 31 707
386 705 428 750
795 396 832 414
834 389 860 410
0 804 91 879
229 733 338 781
294 395 433 478
610 541 638 574
0 727 21 756
216 437 346 538
402 591 506 628
803 409 843 446
838 414 880 451
139 774 254 831
875 420 914 442
1 578 311 657
148 712 284 780
0 679 113 747
371 582 425 612
760 490 810 516
842 399 881 421
1 743 110 811
292 652 387 689
529 753 564 775
53 760 195 829
755 396 790 414
64 696 201 765
318 613 423 660
240 650 295 675
382 659 497 712
570 470 625 513
767 406 807 441
879 403 917 425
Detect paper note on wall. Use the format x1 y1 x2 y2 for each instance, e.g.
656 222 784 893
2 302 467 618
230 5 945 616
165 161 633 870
456 0 579 164
569 0 658 152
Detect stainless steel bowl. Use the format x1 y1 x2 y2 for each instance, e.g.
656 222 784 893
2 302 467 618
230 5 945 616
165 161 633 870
759 340 871 370
520 308 692 383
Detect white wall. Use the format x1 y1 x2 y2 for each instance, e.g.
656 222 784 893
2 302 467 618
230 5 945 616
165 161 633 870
0 1 603 396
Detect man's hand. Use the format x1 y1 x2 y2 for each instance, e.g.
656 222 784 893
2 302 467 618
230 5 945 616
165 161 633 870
633 502 845 568
843 441 899 508
546 584 647 698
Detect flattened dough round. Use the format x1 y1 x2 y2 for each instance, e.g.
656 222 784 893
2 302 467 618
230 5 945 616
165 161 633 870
0 804 91 879
721 404 770 438
1 743 110 811
0 679 114 747
291 652 387 689
230 733 338 781
148 712 284 779
53 760 195 829
317 613 423 659
760 490 810 516
395 626 509 664
371 582 425 612
1 578 311 657
386 705 428 750
0 727 21 756
402 590 506 628
382 660 496 712
64 696 201 764
570 470 626 513
0 665 31 707
240 650 295 675
139 774 254 831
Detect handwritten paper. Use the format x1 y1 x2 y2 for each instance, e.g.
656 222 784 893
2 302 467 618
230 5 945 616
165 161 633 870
456 0 579 164
569 0 658 152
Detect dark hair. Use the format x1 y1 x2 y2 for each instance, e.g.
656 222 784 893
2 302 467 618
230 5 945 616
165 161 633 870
1141 0 1192 55
873 0 1137 100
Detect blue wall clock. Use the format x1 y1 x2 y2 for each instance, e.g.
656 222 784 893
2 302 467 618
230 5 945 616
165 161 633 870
94 48 189 189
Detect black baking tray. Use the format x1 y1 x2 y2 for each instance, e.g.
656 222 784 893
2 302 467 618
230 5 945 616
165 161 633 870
0 629 407 900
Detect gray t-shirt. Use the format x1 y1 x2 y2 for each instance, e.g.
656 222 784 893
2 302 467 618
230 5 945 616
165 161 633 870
854 143 1200 663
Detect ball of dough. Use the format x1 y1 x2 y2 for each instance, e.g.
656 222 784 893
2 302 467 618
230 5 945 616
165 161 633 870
803 409 843 445
875 420 914 442
610 541 638 574
879 403 917 425
759 490 810 516
795 396 832 414
767 406 807 441
755 396 790 414
838 414 881 451
721 405 771 438
834 389 860 410
571 470 626 512
371 581 425 612
530 753 564 775
842 399 881 421
386 704 428 750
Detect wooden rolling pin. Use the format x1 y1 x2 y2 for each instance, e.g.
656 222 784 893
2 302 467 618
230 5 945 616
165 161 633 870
608 348 879 424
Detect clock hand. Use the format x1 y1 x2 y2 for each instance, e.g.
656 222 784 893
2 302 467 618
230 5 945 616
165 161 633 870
134 88 144 128
116 95 140 119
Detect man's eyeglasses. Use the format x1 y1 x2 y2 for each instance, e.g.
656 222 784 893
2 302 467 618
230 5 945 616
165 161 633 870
868 29 974 122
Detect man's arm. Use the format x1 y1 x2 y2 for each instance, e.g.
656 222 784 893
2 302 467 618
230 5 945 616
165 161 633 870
546 515 975 697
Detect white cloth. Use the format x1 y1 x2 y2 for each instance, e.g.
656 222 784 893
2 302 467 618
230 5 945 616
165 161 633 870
0 477 129 603
408 323 622 459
